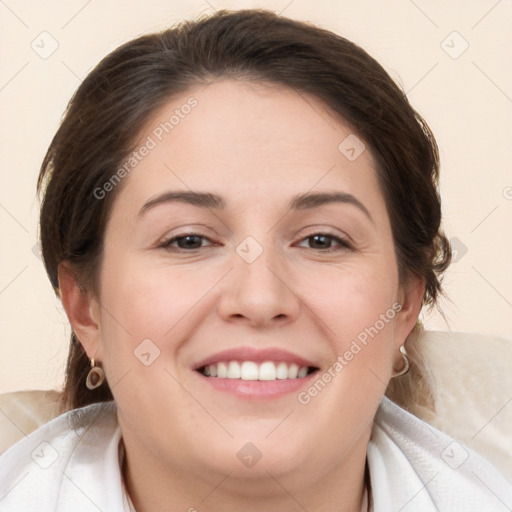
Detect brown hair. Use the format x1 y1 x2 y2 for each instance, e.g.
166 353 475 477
37 9 450 413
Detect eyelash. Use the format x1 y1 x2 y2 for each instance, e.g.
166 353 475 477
295 232 353 252
159 233 215 251
159 232 353 252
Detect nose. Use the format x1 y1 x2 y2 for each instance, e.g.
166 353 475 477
216 247 301 327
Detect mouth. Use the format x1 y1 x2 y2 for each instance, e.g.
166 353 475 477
192 347 320 398
197 360 318 380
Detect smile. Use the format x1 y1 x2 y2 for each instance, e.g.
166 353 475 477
198 360 317 381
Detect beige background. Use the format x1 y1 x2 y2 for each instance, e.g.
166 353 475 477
1 0 511 393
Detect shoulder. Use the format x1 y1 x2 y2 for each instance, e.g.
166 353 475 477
0 401 125 512
368 397 512 511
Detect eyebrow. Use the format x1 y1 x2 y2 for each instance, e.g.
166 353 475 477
289 192 373 222
138 190 372 223
138 191 225 218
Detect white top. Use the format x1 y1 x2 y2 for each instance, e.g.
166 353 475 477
0 397 510 511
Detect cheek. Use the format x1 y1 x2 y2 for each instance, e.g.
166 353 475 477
99 253 220 331
298 259 399 337
95 254 229 374
295 276 399 446
297 259 399 383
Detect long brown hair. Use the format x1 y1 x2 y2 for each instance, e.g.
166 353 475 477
37 9 450 413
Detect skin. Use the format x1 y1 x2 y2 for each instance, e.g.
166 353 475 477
60 79 423 512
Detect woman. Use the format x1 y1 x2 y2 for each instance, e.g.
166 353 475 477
0 9 510 511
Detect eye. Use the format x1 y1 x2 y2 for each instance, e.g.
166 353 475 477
296 233 351 251
160 234 213 250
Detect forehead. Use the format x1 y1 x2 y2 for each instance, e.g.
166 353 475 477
113 79 382 212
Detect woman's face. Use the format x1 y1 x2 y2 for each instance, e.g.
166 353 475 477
68 80 421 486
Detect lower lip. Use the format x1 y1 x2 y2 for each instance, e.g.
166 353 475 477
195 372 317 399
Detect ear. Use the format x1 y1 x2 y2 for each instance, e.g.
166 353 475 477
58 261 102 360
394 273 425 347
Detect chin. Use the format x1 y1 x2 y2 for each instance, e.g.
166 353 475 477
192 424 310 479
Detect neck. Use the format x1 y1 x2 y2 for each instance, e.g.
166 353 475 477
122 433 370 512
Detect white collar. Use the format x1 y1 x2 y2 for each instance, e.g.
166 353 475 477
1 398 511 511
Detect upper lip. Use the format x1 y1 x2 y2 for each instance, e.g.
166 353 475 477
193 347 319 370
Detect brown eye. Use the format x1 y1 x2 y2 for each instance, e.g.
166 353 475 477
296 233 352 251
176 235 204 249
307 234 333 249
161 234 211 250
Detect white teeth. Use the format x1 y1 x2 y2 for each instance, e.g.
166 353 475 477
288 363 299 379
259 361 277 381
297 366 308 378
227 361 241 379
217 362 228 378
240 361 259 380
200 360 313 380
276 362 288 380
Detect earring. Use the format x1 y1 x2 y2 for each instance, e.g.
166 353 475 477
393 345 410 377
86 358 106 390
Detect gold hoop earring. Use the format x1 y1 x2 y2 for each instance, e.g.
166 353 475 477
393 345 410 377
86 358 106 390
